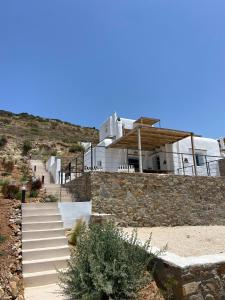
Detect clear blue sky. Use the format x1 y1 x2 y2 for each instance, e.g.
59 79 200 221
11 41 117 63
0 0 225 138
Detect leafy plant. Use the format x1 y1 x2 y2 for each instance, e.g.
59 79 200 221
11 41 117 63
67 219 86 246
29 190 39 198
0 234 6 244
22 140 32 155
0 135 7 147
2 181 19 199
44 194 58 202
15 190 23 200
59 223 157 300
30 178 42 191
69 143 84 153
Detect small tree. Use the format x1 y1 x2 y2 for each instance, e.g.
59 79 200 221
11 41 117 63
0 135 7 147
1 181 19 199
59 223 157 300
69 143 84 153
22 140 32 155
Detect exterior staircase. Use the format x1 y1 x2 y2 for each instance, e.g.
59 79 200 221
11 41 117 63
30 159 73 202
22 203 70 288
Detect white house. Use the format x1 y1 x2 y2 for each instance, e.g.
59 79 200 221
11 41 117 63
83 113 222 176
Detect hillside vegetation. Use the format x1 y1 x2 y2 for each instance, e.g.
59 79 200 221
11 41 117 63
0 110 98 160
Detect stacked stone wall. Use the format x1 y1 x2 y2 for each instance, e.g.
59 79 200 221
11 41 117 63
90 172 225 227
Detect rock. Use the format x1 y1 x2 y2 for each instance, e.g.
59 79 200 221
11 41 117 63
0 286 4 298
205 294 215 300
9 281 18 298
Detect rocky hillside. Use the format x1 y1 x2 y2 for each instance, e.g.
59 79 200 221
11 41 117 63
0 110 98 160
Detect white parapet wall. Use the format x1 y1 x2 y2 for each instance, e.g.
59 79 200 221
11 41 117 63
46 156 61 184
58 201 91 229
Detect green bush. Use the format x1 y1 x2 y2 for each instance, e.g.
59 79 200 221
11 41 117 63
16 190 22 200
2 182 19 199
22 140 32 155
30 178 42 191
69 143 84 153
0 234 6 244
29 190 38 198
59 223 156 300
68 219 86 246
44 194 58 202
0 135 7 147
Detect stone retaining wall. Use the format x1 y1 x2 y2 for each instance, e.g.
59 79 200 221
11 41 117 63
71 172 225 227
154 258 225 300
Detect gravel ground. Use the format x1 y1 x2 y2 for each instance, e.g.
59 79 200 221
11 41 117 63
123 226 225 257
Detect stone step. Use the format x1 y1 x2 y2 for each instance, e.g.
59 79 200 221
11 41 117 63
23 269 62 287
23 256 69 273
23 245 70 261
23 221 63 231
22 214 61 223
22 228 66 240
22 208 59 216
22 237 68 250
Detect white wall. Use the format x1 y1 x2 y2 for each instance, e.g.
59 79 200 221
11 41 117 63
58 202 91 229
46 156 61 184
172 137 221 176
99 112 136 142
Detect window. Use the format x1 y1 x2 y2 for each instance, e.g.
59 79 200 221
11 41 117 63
195 153 205 166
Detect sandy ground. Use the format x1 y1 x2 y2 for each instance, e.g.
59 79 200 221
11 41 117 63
123 226 225 257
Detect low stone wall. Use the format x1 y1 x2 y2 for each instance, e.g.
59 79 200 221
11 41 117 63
154 256 225 300
77 172 225 227
218 159 225 177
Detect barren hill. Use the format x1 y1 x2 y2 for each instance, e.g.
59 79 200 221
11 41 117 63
0 110 98 160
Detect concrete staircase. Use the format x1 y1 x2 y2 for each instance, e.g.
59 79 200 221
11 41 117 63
22 203 70 288
30 159 73 202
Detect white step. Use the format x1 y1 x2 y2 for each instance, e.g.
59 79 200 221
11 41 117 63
23 221 63 231
23 228 66 240
23 256 69 273
22 237 68 250
22 203 58 209
23 245 70 261
22 208 59 216
23 269 61 287
22 214 61 223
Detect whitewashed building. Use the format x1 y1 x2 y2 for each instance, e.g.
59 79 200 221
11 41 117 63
83 113 223 176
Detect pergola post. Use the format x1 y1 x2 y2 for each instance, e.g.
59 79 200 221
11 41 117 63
191 133 197 176
137 127 143 173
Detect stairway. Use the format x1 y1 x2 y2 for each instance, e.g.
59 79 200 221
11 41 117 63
30 159 73 202
22 203 70 288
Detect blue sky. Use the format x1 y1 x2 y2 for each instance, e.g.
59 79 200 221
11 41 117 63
0 0 225 138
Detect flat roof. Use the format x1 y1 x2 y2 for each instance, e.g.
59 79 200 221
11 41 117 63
134 117 160 126
108 125 193 150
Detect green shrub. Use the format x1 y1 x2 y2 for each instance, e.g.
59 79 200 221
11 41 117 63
30 178 42 191
44 194 58 202
68 219 86 246
29 190 38 198
69 143 84 153
22 140 32 155
59 223 156 300
0 135 7 147
2 182 19 199
0 234 6 244
50 150 57 156
16 190 22 200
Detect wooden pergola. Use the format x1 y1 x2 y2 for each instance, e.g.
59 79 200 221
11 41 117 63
108 124 198 175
